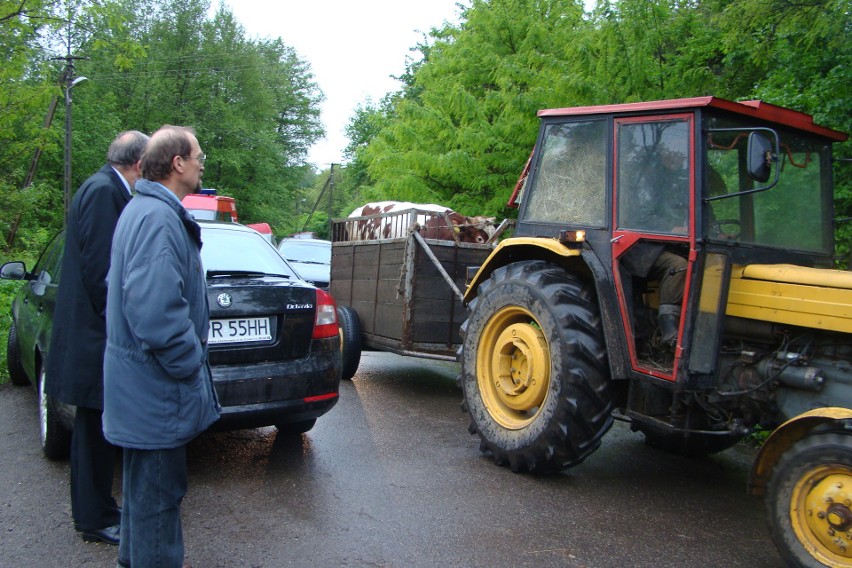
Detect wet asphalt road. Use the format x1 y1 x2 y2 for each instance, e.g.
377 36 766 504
0 350 785 568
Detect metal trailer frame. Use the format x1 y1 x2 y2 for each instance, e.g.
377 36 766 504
330 208 511 360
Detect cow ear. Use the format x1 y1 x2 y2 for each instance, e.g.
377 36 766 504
453 225 460 234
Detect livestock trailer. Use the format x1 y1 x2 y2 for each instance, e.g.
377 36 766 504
330 207 509 367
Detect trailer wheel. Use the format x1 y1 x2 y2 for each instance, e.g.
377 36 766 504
459 260 613 473
337 306 362 380
767 432 852 568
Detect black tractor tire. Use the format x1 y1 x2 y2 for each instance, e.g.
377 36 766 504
458 260 613 474
38 365 71 460
766 432 852 568
337 306 362 381
276 419 317 435
7 323 29 386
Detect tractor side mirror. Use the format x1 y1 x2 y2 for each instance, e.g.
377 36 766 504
748 132 774 183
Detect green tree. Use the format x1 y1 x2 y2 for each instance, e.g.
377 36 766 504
363 0 590 217
66 0 325 231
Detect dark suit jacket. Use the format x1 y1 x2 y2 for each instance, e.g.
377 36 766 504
45 165 132 409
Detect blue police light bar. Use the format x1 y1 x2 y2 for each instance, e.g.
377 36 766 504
199 188 217 195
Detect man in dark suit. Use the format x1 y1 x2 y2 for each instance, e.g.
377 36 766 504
45 130 149 545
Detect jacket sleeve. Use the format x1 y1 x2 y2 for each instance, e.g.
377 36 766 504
121 224 204 380
76 173 126 319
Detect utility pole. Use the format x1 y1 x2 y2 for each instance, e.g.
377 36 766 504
60 57 87 224
58 2 87 224
302 163 338 236
327 163 336 235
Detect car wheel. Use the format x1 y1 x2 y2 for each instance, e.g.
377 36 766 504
6 323 29 386
337 306 362 380
38 365 71 460
276 419 317 435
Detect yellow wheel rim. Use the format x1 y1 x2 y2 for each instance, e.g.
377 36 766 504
790 464 852 566
476 305 550 430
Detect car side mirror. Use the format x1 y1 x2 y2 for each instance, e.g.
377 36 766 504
0 261 28 280
748 132 774 183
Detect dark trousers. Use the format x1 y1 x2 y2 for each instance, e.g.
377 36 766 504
70 406 120 530
118 446 188 568
649 250 686 306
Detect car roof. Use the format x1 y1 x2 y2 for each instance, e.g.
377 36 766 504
278 237 331 246
196 220 257 234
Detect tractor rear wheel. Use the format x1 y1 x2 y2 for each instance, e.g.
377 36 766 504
766 432 852 568
458 261 613 473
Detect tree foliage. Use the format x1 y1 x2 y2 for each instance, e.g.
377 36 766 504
348 0 849 240
0 0 324 255
0 0 849 256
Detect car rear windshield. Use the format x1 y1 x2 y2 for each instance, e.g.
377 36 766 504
279 242 331 264
201 227 298 278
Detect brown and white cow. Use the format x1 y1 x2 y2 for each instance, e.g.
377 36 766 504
347 201 495 243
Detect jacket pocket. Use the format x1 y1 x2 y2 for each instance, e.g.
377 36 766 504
176 367 208 441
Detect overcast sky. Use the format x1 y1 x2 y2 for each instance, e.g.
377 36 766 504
223 0 467 168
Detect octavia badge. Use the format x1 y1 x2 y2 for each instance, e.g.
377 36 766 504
216 293 233 308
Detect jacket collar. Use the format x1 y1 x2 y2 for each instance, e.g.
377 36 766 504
100 164 133 202
134 179 203 249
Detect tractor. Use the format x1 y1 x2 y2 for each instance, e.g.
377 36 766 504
459 96 851 567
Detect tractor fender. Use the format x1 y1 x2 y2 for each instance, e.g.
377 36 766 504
463 237 630 380
749 407 852 496
463 238 587 304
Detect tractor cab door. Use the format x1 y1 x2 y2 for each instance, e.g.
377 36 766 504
611 114 696 381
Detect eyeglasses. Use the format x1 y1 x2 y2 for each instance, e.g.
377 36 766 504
182 153 207 165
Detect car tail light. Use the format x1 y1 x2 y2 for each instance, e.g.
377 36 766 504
312 289 338 339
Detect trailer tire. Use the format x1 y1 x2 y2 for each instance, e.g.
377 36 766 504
458 260 613 474
766 432 852 568
337 306 362 381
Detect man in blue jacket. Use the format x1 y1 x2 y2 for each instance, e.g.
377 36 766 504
103 125 220 568
46 130 148 545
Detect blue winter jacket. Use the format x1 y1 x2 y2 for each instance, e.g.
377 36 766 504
103 179 220 449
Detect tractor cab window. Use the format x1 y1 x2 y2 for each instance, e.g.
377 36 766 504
522 119 607 227
617 118 690 235
705 119 833 255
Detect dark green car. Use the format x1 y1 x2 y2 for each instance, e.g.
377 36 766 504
2 230 73 459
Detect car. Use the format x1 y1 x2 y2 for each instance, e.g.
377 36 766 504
277 237 331 290
2 221 342 459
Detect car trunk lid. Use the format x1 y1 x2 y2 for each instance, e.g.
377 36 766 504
206 276 316 364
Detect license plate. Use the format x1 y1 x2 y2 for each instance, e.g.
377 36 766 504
209 317 272 345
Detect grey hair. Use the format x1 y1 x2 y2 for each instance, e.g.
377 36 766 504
107 130 150 167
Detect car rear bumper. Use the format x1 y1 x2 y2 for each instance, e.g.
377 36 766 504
209 338 341 430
